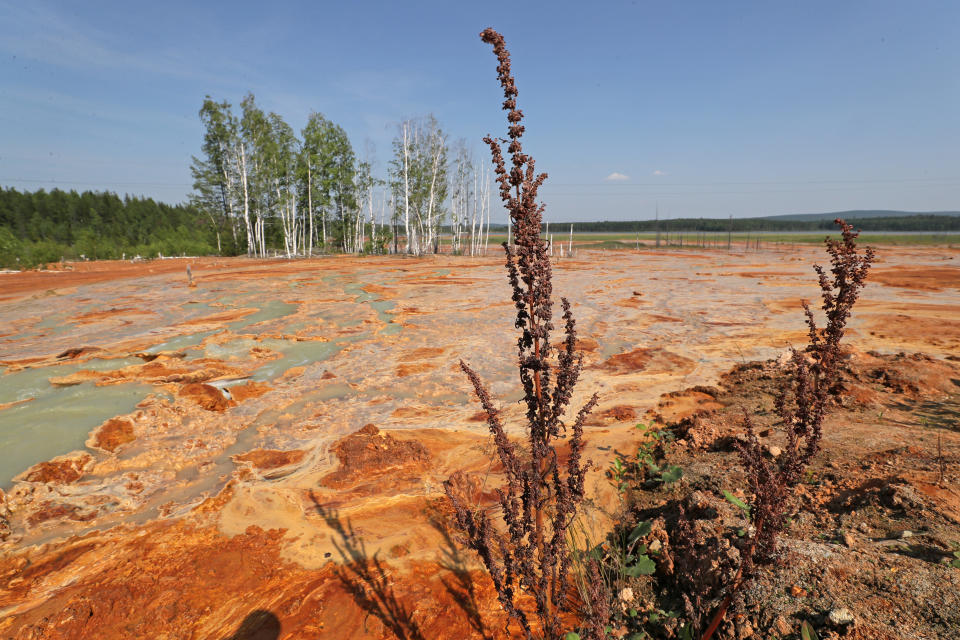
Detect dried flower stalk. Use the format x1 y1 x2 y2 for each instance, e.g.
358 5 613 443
701 219 874 640
444 28 598 640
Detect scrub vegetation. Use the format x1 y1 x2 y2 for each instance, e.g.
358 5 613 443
453 28 877 640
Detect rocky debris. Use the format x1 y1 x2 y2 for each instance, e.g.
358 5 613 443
593 405 637 424
655 388 724 424
321 424 429 489
48 356 247 387
17 452 93 485
233 449 306 471
177 383 235 412
772 615 793 636
88 418 135 453
26 501 98 527
828 607 855 626
56 346 104 360
623 349 960 640
882 482 925 511
226 381 271 403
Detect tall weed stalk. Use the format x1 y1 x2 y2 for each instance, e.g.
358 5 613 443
700 219 874 639
444 28 598 640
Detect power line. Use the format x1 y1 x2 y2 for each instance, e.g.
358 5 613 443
3 175 960 196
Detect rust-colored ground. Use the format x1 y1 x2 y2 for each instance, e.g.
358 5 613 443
0 245 958 639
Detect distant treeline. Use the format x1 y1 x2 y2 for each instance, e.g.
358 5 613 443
0 187 219 269
547 214 960 234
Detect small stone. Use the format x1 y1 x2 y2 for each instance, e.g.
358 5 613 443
827 607 855 626
767 446 783 458
857 522 871 534
758 429 772 438
688 491 710 510
773 616 793 636
899 530 913 539
648 539 662 553
843 532 856 548
789 585 808 598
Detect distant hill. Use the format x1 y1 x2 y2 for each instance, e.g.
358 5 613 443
759 210 960 222
546 213 960 234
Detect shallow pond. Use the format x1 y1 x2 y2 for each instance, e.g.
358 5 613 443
0 378 153 488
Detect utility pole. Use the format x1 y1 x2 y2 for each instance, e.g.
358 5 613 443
655 201 661 249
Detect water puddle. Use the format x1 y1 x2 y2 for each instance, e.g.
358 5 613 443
0 381 154 488
146 330 219 354
250 340 343 381
228 301 298 332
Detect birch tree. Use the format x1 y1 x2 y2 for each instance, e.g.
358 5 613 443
389 115 448 255
302 113 355 253
190 97 242 255
265 112 299 256
240 94 270 257
450 140 473 255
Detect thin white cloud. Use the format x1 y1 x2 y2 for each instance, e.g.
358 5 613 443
604 172 630 182
0 2 249 85
652 169 668 176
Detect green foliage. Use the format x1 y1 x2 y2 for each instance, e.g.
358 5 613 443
388 115 449 254
0 227 23 268
801 620 819 640
553 213 960 234
722 489 751 517
302 112 358 251
0 187 220 268
609 423 683 493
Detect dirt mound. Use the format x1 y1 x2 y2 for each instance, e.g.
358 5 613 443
88 418 135 453
48 356 247 386
18 452 93 484
321 424 430 489
55 346 104 360
177 383 235 412
233 448 306 470
630 350 960 639
591 405 638 424
227 381 272 402
0 521 508 640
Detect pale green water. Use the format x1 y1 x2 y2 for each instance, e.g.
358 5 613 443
250 340 343 381
0 274 405 489
0 358 142 404
341 279 400 335
145 330 219 354
0 380 153 488
228 301 298 332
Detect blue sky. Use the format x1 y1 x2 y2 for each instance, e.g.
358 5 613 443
1 0 958 222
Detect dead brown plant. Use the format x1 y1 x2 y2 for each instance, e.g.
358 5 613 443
443 28 599 640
